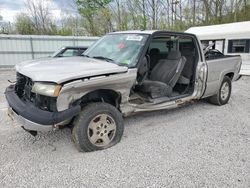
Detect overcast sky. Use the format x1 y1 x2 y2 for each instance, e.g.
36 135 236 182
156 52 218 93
0 0 77 22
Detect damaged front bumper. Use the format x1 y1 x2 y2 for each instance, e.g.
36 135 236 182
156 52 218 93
5 85 81 132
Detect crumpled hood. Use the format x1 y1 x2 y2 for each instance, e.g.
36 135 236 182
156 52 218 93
16 56 128 84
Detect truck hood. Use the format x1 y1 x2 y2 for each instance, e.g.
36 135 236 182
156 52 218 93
16 57 128 84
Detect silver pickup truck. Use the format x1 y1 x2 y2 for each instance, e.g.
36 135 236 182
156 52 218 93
5 30 242 152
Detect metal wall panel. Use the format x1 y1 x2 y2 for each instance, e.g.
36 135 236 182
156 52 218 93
0 35 99 67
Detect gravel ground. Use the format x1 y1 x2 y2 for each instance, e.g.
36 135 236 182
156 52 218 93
0 70 250 188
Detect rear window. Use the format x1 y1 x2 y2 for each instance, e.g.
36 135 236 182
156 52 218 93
149 41 170 53
149 37 177 53
149 36 195 54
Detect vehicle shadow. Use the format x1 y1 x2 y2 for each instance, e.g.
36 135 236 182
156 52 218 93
2 99 217 153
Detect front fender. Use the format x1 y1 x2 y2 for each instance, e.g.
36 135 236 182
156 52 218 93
56 69 137 111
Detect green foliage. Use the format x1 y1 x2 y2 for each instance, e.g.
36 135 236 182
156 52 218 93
12 0 250 36
57 28 73 36
76 0 112 35
222 5 250 23
47 23 58 35
15 13 35 35
76 0 112 10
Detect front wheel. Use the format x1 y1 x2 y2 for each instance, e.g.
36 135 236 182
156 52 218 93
208 76 232 106
72 102 124 152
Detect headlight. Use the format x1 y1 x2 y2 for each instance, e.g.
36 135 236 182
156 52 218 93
32 82 62 97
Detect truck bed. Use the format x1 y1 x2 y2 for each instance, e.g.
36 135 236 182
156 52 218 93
203 55 242 98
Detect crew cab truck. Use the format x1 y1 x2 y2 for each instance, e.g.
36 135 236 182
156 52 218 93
5 31 242 152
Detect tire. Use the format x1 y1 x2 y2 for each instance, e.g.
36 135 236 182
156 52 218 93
208 76 232 106
72 102 124 152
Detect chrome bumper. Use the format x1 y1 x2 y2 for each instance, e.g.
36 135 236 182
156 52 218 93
8 107 53 132
5 85 81 132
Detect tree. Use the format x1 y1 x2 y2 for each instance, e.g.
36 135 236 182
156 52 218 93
76 0 112 35
25 0 55 34
57 16 77 36
15 13 35 34
12 0 250 36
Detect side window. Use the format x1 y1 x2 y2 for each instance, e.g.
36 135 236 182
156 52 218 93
78 49 86 54
228 39 250 53
61 49 78 57
201 40 224 53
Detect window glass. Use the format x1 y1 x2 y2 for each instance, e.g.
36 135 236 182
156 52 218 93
179 38 194 51
149 37 177 53
232 40 246 53
84 34 149 66
149 41 169 53
149 36 195 54
201 40 224 53
62 49 79 57
228 39 250 53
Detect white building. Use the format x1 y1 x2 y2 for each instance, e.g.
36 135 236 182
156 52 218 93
186 21 250 75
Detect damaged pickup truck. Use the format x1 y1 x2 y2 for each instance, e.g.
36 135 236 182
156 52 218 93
5 30 242 152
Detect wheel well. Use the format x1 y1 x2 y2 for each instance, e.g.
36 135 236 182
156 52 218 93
78 89 121 109
225 72 234 80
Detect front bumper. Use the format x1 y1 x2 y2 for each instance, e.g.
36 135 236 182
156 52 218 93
5 85 81 131
7 107 53 132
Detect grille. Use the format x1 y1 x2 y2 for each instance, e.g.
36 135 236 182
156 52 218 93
15 72 33 100
15 72 57 112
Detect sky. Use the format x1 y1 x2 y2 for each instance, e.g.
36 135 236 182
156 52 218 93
0 0 78 22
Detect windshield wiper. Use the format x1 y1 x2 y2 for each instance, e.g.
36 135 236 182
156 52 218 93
81 54 90 57
92 56 115 63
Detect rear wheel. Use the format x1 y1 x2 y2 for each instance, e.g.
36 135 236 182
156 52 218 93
208 76 232 106
72 102 124 152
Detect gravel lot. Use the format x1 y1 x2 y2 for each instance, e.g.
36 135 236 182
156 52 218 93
0 70 250 187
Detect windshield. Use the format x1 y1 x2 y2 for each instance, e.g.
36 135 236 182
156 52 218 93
83 34 149 66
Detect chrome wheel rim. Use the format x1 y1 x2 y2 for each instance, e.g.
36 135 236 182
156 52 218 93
221 82 229 100
87 114 116 147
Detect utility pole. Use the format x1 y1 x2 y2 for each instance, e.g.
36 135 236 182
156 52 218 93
179 0 182 22
171 0 174 28
193 0 196 25
171 0 179 28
